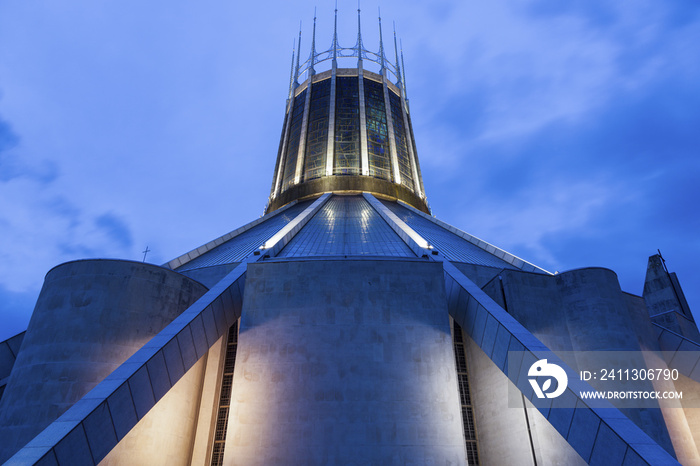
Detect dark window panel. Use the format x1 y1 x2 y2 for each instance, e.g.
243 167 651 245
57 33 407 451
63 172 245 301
364 79 391 181
334 77 360 175
304 79 331 181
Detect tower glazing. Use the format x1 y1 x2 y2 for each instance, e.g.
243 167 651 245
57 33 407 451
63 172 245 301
267 8 428 214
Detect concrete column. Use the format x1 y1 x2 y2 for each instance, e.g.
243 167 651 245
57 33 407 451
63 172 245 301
325 66 337 177
382 78 401 185
0 259 208 463
273 97 295 198
358 69 370 176
224 260 465 464
294 75 315 185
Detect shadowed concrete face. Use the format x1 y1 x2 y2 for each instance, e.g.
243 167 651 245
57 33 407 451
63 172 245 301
0 260 207 463
224 259 465 465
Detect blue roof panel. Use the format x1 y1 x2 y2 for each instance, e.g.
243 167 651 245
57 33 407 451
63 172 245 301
176 200 313 271
380 200 516 269
278 195 415 258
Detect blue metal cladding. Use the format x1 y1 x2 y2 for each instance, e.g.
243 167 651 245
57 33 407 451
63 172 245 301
334 77 360 175
380 200 517 269
278 195 415 257
176 201 313 271
364 78 391 181
304 78 331 181
388 90 414 191
282 88 308 191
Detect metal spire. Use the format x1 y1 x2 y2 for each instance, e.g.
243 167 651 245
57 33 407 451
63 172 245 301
288 38 296 99
393 22 402 86
356 1 363 65
332 1 338 67
378 7 386 75
294 23 302 85
309 9 317 76
400 40 408 99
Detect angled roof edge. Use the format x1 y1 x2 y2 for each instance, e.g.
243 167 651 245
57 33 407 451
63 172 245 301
395 199 552 275
163 200 301 270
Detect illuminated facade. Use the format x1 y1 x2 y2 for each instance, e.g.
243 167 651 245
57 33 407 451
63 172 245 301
1 9 699 466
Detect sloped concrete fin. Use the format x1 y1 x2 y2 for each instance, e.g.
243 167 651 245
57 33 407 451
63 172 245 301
4 263 249 466
441 259 680 466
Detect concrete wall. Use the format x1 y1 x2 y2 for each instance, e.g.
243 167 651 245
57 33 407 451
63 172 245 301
190 334 227 465
644 255 700 341
451 262 503 289
0 259 208 463
181 263 240 289
224 259 465 465
99 356 207 466
0 331 25 401
675 374 700 464
482 267 675 457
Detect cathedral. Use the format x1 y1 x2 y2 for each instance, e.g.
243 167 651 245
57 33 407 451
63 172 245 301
0 9 698 466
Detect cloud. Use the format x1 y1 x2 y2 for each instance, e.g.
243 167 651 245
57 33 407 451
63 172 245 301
0 177 136 294
446 175 628 269
95 213 133 250
0 112 58 184
0 284 37 341
0 116 18 153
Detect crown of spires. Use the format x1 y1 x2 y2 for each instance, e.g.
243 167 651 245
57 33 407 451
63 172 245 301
287 5 407 96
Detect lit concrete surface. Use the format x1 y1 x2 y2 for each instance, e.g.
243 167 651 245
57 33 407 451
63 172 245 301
188 334 226 465
674 374 700 465
466 336 585 465
0 260 207 464
100 356 206 465
224 259 466 465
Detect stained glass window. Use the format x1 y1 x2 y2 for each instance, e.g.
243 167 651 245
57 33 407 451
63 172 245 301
334 77 360 175
304 78 331 181
364 79 391 181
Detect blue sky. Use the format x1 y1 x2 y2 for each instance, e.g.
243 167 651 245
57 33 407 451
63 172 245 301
1 1 698 341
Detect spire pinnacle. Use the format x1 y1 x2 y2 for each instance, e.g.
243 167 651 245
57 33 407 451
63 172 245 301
309 10 317 76
288 39 296 99
294 23 302 85
332 1 338 66
378 7 386 75
400 39 408 99
356 1 363 65
393 22 402 86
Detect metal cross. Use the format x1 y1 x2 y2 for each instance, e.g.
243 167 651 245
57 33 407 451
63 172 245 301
142 246 151 262
657 249 668 273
